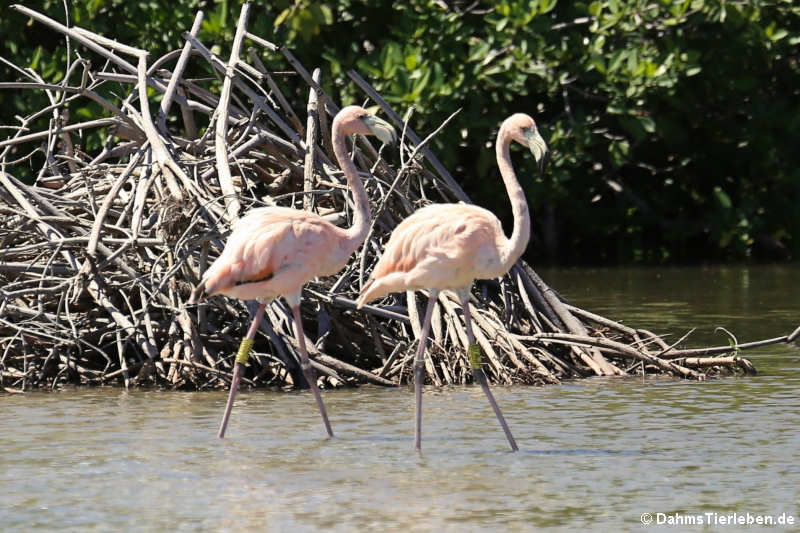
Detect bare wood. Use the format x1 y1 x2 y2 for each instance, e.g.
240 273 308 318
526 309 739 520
158 10 204 132
314 353 396 387
0 118 120 149
305 289 410 323
566 303 638 336
303 68 321 211
184 34 303 144
86 150 145 258
347 69 469 202
471 306 541 373
115 330 130 389
378 342 406 378
244 31 278 52
407 291 422 339
638 328 671 351
11 5 137 74
160 358 254 386
282 47 339 115
248 50 304 136
663 334 793 358
0 15 765 392
10 5 180 103
521 332 706 380
680 356 756 374
214 2 251 221
0 81 140 135
520 263 621 376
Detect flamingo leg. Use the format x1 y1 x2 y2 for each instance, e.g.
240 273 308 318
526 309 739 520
461 296 519 452
218 302 266 438
291 304 334 437
413 290 439 451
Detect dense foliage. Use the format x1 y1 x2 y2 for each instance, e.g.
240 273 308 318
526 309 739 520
2 0 799 263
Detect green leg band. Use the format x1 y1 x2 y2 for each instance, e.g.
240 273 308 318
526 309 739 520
235 338 254 365
468 343 483 370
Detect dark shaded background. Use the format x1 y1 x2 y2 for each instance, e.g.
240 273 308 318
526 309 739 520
2 0 798 264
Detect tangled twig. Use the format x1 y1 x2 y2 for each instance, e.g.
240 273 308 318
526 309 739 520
1 3 781 393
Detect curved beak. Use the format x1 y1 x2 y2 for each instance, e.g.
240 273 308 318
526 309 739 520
363 114 397 146
525 128 549 176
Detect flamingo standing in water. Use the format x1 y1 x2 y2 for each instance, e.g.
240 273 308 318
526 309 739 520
195 105 396 438
356 113 548 451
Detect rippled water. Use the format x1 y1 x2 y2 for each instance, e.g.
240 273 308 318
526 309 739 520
2 265 798 532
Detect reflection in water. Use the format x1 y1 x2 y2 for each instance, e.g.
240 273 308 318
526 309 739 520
1 265 798 532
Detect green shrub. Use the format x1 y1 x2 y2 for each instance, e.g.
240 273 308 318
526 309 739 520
2 0 798 263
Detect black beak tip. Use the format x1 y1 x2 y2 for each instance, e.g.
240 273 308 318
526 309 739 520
538 151 550 176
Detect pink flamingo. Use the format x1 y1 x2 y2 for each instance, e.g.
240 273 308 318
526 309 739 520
196 105 396 439
356 113 548 451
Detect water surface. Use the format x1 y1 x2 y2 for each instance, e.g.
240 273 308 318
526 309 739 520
2 265 798 532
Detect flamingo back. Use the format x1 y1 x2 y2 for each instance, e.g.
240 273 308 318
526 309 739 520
357 204 507 305
202 207 347 302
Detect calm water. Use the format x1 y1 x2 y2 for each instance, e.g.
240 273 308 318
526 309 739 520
2 265 798 532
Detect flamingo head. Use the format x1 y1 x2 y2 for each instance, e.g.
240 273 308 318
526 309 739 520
335 105 397 146
505 113 549 176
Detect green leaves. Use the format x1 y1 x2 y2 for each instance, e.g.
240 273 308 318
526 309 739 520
2 0 798 262
608 139 630 167
273 1 334 42
714 186 732 210
764 21 788 42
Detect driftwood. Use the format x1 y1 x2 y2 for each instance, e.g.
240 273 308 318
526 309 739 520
2 3 792 394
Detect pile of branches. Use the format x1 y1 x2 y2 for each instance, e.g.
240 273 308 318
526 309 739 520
3 4 792 393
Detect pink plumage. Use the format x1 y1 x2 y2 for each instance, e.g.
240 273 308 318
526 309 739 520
198 105 396 439
203 105 395 307
356 112 548 451
202 206 351 303
357 113 547 308
357 204 508 304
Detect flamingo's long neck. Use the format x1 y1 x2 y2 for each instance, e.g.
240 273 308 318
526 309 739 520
496 126 530 269
332 118 371 253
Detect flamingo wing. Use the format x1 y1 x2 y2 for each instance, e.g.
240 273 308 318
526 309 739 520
358 204 505 305
202 207 343 301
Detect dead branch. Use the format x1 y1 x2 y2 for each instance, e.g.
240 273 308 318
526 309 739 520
0 3 764 392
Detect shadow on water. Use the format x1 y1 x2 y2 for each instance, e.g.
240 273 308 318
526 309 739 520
1 265 798 532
